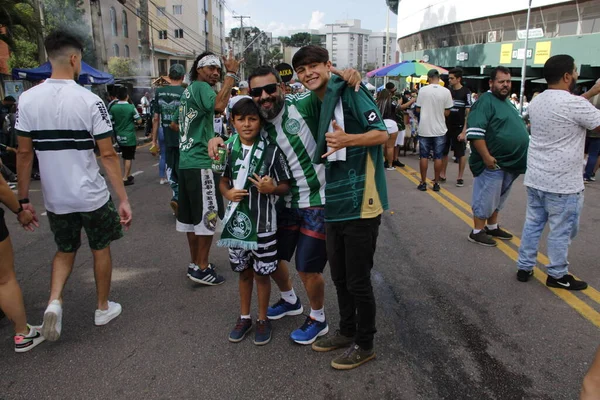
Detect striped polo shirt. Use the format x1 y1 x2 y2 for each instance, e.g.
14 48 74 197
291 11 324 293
263 92 326 209
15 79 114 214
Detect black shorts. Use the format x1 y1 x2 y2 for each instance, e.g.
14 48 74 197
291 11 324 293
47 199 123 252
228 231 278 276
120 145 137 160
176 169 224 236
443 126 467 158
0 208 8 242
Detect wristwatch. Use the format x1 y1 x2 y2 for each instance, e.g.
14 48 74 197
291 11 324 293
13 206 23 215
19 198 30 205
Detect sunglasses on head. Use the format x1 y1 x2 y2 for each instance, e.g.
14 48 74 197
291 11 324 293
250 83 278 97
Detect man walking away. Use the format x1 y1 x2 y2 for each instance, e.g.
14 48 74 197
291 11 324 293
16 30 132 342
441 68 471 187
110 86 142 186
516 55 600 290
466 66 529 247
416 69 454 192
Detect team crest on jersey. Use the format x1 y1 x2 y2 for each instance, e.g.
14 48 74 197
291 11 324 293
227 211 252 239
284 118 301 134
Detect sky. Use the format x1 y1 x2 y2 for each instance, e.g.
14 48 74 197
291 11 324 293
223 0 396 38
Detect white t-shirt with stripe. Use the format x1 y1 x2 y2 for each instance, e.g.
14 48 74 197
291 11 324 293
263 92 326 208
15 79 114 214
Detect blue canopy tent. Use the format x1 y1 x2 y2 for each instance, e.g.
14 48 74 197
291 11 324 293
12 61 114 85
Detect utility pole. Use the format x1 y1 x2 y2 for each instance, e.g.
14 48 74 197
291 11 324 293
233 15 250 78
90 0 108 71
139 0 152 76
32 0 46 64
150 20 156 76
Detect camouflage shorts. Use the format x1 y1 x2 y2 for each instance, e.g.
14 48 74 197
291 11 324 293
47 199 123 252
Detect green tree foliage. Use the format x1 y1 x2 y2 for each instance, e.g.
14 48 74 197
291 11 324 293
266 48 283 66
42 0 97 67
0 0 38 51
289 32 311 47
108 57 138 77
8 38 38 69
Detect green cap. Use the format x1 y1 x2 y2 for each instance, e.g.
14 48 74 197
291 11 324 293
169 64 186 79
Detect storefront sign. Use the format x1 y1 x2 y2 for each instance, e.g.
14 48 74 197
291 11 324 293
534 41 552 65
456 52 469 61
500 43 513 64
517 28 544 40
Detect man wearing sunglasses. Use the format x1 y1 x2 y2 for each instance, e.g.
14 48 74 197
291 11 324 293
208 65 361 346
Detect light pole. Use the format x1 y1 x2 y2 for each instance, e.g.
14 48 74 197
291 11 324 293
519 0 533 115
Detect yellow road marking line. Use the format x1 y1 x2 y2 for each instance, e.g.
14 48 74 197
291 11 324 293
401 164 600 305
395 166 600 328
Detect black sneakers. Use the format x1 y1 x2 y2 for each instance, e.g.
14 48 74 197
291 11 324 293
468 230 497 247
484 226 513 240
517 269 534 282
331 343 376 370
456 179 464 187
433 182 441 192
392 160 405 168
546 274 588 291
417 182 427 191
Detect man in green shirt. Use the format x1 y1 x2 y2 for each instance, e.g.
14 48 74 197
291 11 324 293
465 66 529 247
176 51 240 286
152 64 186 212
295 45 388 370
109 86 142 186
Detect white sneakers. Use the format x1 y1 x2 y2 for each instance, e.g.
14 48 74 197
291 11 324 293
41 299 122 341
42 300 63 341
94 301 122 326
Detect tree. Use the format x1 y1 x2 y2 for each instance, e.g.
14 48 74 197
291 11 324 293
0 0 38 51
43 0 97 67
108 57 138 77
265 48 283 67
363 62 377 74
278 36 291 47
8 38 38 69
289 32 311 47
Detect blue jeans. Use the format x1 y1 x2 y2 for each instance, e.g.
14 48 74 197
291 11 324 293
517 187 584 278
158 127 166 178
418 136 446 160
585 137 600 179
471 168 519 220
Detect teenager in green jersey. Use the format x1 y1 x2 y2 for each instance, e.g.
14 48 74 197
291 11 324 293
152 64 186 212
176 51 240 286
293 45 388 370
109 86 142 186
209 65 361 345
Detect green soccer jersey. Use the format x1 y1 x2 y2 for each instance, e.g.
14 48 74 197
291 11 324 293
263 92 326 208
313 76 389 222
155 85 185 148
178 81 216 170
466 92 529 177
109 102 140 146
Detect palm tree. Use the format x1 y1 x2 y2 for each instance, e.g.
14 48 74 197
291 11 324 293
0 0 39 51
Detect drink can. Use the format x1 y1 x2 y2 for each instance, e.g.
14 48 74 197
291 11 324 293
212 147 227 174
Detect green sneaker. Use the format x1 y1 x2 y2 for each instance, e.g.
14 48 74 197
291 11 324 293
331 343 376 370
312 330 354 352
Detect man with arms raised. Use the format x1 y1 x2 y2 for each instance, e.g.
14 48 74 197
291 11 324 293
16 30 132 341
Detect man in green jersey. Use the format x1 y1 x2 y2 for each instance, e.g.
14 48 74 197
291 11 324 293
292 46 388 370
109 86 142 186
177 51 240 286
465 66 529 247
208 65 361 345
152 64 186 212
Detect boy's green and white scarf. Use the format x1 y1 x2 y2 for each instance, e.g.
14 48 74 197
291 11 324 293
217 134 266 250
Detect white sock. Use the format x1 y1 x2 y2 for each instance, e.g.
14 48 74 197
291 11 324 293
310 308 325 322
188 262 197 270
473 229 482 234
240 314 251 320
486 223 498 230
281 289 297 304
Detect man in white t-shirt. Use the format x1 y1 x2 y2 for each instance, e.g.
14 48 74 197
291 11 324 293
416 69 454 192
516 54 600 290
16 30 133 342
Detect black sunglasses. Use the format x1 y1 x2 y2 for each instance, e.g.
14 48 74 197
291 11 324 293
250 83 278 98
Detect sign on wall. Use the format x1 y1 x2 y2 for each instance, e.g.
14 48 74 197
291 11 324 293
500 43 513 64
534 41 552 65
517 28 545 40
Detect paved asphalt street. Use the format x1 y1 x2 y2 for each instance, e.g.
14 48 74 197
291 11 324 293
2 144 600 400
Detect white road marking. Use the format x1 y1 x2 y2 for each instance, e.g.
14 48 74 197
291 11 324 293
131 171 144 177
152 162 159 167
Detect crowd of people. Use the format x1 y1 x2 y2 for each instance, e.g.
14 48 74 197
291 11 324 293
3 29 600 390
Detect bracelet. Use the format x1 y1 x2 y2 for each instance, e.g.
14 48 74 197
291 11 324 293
19 198 30 205
226 72 240 82
13 206 23 215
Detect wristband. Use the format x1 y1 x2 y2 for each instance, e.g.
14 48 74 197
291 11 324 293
19 198 30 205
13 206 23 215
226 72 240 82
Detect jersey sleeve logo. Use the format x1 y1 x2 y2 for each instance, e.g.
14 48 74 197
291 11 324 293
95 101 111 125
284 118 301 135
363 109 381 124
